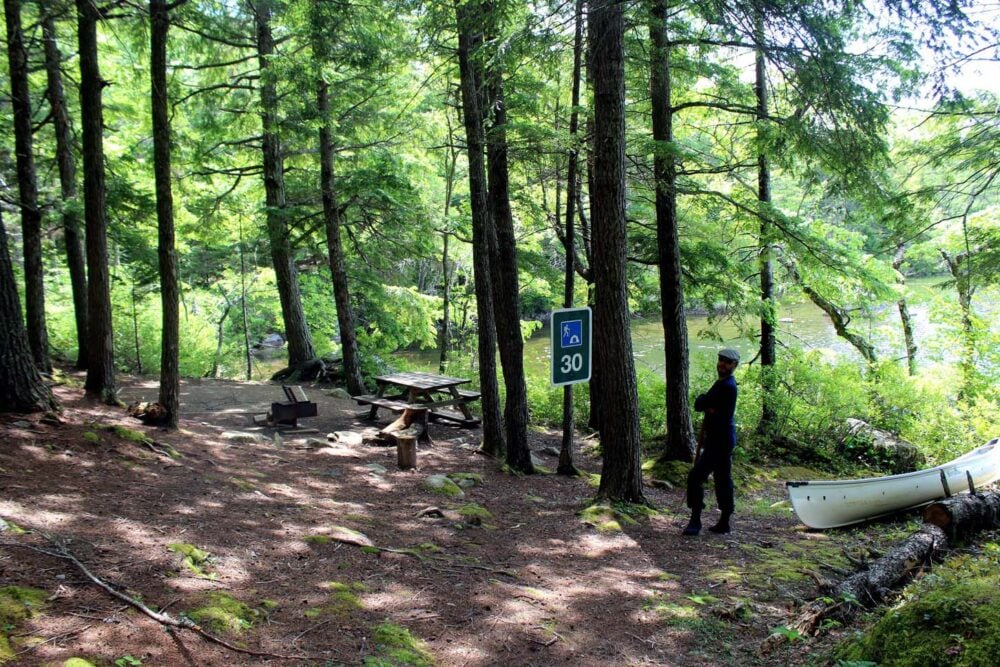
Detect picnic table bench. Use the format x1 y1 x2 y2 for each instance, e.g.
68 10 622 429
353 372 481 428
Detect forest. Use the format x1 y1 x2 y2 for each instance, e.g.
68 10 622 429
0 0 998 665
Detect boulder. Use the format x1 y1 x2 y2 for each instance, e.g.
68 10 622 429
424 474 465 498
843 418 925 474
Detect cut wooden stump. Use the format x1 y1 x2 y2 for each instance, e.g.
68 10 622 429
922 490 1000 540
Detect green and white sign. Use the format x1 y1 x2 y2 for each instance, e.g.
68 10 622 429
551 306 592 386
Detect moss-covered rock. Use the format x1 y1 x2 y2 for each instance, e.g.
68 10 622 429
579 503 639 534
423 475 464 498
457 504 492 520
642 458 691 487
835 549 1000 666
447 473 482 489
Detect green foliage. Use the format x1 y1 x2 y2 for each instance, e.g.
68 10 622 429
168 543 214 579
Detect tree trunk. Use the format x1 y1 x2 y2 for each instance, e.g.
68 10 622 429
923 490 1000 540
755 21 778 436
43 14 88 370
77 0 118 404
589 0 645 504
781 255 877 365
455 0 505 457
151 0 180 427
0 210 56 412
558 0 585 478
239 219 253 380
939 249 974 398
649 0 695 462
893 244 917 376
439 110 459 375
254 0 317 369
485 67 532 474
5 0 51 374
317 78 365 395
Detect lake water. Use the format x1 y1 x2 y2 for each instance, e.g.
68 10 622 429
399 278 976 375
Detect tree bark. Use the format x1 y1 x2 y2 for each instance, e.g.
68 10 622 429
780 255 877 365
455 0 505 457
485 64 532 473
151 0 180 427
939 249 975 398
317 77 365 395
5 0 51 374
893 245 917 376
649 0 695 462
253 0 317 369
77 0 118 404
0 210 56 413
439 108 459 375
43 13 88 370
558 0 585 477
755 18 778 435
589 0 645 503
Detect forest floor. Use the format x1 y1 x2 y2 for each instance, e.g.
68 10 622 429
0 373 932 666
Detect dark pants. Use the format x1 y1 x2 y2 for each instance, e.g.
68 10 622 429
686 445 734 515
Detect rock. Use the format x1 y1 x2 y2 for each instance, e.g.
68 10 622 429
448 473 483 489
365 463 388 475
12 420 31 428
329 431 363 446
650 478 674 490
327 388 352 400
304 438 328 448
417 507 445 518
221 431 265 445
843 418 925 474
540 446 561 457
424 474 465 498
328 526 374 548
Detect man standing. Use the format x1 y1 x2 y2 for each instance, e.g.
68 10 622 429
682 348 740 536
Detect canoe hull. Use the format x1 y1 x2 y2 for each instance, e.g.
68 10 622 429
786 438 1000 529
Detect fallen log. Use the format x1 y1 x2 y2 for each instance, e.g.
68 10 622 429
763 524 949 652
922 490 1000 540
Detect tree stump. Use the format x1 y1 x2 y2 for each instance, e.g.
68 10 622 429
395 429 419 470
923 491 1000 540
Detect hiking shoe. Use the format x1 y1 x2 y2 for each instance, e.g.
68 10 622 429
708 521 731 534
681 520 701 536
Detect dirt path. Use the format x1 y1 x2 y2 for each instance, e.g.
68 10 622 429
0 375 905 665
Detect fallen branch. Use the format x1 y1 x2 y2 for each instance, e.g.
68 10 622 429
1 535 312 661
922 490 1000 540
762 523 949 653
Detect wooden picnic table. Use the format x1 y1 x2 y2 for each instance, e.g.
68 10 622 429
353 371 481 427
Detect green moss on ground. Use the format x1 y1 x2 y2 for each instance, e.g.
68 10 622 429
363 621 435 666
0 586 47 662
62 659 98 667
304 581 365 619
835 547 1000 666
168 543 214 579
186 592 263 635
457 504 492 519
107 425 148 443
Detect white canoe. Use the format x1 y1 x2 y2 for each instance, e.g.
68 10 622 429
786 438 1000 529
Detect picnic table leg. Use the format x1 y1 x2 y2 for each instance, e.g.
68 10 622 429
449 387 477 421
366 383 388 421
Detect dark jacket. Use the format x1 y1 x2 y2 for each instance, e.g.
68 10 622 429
694 375 737 449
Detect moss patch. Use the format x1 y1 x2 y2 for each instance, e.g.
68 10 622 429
304 535 332 545
0 586 47 662
305 581 365 619
107 425 149 443
447 473 483 489
423 475 464 498
168 543 215 579
186 592 262 635
364 621 435 666
82 431 101 444
62 659 98 667
835 547 1000 666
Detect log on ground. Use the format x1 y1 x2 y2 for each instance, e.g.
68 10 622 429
922 490 1000 540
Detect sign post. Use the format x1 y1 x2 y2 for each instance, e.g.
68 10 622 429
551 307 592 386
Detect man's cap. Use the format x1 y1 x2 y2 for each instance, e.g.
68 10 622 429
718 348 740 362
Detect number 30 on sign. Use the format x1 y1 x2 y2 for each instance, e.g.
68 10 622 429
550 307 592 386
